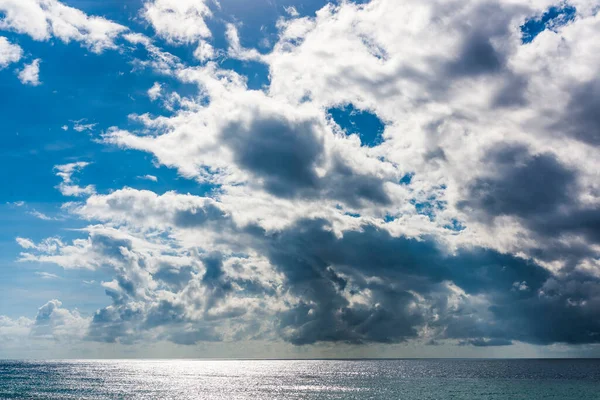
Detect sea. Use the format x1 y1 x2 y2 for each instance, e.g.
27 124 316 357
1 359 599 399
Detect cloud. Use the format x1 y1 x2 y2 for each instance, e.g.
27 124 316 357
18 58 41 86
138 174 158 182
73 121 97 132
0 316 33 344
29 210 58 221
0 0 127 52
35 271 60 280
557 78 600 146
142 0 212 44
148 82 162 101
30 299 89 341
194 39 215 62
54 162 96 197
103 70 399 210
0 36 22 68
284 6 300 18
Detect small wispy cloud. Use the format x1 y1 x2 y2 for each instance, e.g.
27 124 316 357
18 59 41 86
148 82 162 101
284 6 299 17
28 210 60 221
137 174 158 182
72 120 97 132
35 272 60 280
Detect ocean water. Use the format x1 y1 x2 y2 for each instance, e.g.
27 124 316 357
1 359 599 399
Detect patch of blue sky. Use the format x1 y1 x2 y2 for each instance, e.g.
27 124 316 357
444 219 466 232
400 173 414 186
0 264 114 319
328 104 385 147
410 198 447 221
521 4 577 44
384 214 396 223
345 212 361 218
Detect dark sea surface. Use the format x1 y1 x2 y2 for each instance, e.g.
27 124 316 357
1 359 600 399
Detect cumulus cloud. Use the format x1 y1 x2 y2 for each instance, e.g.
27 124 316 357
18 58 41 86
0 36 22 68
30 300 89 341
0 0 127 52
54 162 96 197
142 0 212 44
148 82 162 101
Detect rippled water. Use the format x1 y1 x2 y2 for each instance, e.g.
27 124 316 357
1 359 600 399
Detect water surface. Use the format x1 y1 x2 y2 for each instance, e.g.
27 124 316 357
1 359 599 399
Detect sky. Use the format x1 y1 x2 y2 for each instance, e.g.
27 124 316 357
0 0 599 359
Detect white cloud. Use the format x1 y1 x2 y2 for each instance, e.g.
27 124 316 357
16 237 36 249
148 82 162 101
142 0 212 44
18 58 41 86
194 39 215 62
73 121 97 132
29 210 58 221
0 0 127 52
0 36 21 68
123 32 182 74
35 271 60 280
0 315 33 344
284 6 300 18
30 299 90 341
138 174 158 182
54 162 96 197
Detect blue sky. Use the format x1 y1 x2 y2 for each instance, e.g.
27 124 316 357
0 0 599 359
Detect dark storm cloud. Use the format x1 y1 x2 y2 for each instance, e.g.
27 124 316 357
153 265 196 291
446 34 504 77
246 218 600 346
222 116 324 198
87 305 144 344
201 252 234 311
221 113 392 207
324 157 391 207
557 78 600 145
461 145 576 219
90 232 134 260
173 203 228 228
461 144 600 265
169 327 221 345
144 300 187 328
493 73 529 107
459 338 513 347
